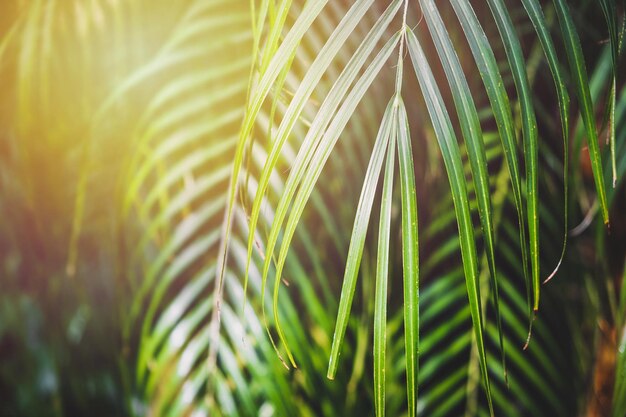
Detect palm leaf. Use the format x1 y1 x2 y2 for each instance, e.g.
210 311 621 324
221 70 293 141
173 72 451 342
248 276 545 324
125 1 392 413
240 1 618 415
406 28 493 414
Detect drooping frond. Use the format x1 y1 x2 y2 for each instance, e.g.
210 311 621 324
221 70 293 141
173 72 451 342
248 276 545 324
240 1 618 415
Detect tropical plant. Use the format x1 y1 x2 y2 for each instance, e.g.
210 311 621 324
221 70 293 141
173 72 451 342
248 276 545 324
0 0 624 416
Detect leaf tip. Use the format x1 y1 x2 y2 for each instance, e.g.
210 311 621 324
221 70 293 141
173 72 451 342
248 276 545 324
327 356 338 381
523 311 537 350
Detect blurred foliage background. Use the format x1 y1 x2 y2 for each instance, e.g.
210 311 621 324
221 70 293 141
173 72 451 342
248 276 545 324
0 0 625 416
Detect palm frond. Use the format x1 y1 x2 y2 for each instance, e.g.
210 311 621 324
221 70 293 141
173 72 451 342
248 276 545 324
125 1 393 414
239 1 617 415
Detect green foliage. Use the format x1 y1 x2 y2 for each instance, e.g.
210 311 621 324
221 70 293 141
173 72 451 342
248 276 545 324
0 0 624 416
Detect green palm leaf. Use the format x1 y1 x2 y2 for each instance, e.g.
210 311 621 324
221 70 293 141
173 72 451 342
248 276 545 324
406 28 493 415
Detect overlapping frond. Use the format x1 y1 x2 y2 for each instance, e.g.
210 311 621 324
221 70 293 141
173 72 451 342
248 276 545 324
124 1 391 414
240 0 618 415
